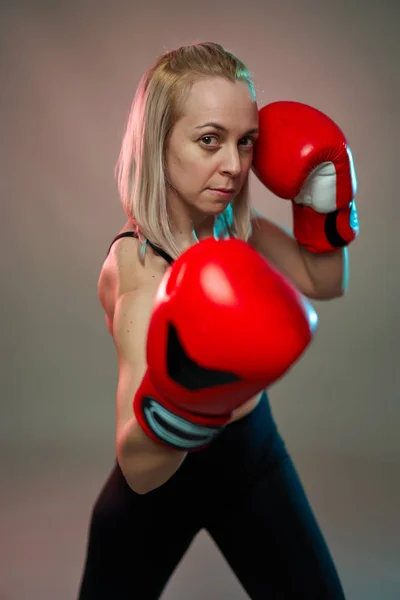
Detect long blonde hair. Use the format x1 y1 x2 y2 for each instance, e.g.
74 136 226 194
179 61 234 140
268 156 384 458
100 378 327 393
115 41 256 259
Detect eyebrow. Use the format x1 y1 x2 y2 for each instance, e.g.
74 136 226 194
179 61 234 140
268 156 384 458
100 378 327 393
195 122 259 135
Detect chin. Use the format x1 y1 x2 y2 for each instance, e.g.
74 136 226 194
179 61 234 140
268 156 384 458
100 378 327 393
204 200 230 215
193 189 233 217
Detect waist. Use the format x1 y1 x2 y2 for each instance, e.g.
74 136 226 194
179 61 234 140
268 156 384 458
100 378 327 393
193 390 277 461
121 391 285 501
173 390 283 492
227 391 263 424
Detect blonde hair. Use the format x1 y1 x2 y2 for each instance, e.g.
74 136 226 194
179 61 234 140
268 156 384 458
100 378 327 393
115 41 256 260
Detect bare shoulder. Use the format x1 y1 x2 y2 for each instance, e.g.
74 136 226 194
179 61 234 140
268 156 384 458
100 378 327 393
248 205 295 257
248 206 274 249
97 227 169 335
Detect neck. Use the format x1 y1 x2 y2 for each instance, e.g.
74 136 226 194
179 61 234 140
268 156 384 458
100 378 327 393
171 217 216 253
167 194 216 252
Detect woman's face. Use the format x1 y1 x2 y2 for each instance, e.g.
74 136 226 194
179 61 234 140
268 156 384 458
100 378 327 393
165 76 259 219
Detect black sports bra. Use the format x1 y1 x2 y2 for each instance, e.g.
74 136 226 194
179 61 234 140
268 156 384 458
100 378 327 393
105 231 174 265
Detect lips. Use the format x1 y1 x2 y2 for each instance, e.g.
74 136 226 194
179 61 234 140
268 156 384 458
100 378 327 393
210 188 235 193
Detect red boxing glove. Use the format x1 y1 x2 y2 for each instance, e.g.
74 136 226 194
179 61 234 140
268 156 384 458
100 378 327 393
134 238 317 452
252 101 359 253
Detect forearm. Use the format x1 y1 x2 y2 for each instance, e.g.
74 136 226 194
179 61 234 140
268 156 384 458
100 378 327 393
299 245 349 300
117 417 187 494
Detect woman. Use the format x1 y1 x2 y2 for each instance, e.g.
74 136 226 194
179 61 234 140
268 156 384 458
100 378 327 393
78 41 352 599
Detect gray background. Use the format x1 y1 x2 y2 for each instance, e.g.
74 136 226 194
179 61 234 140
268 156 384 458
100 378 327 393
1 0 399 598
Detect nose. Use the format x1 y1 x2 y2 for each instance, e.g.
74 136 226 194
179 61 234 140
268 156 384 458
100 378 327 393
219 145 242 178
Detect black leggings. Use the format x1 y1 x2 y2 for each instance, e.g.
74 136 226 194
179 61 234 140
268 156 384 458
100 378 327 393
78 393 346 599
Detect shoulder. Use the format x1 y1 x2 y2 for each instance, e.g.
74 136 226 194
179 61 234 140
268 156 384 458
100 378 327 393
248 206 294 252
98 233 140 304
248 206 268 251
97 228 169 329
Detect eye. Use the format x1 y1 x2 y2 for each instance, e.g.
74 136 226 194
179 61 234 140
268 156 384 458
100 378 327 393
200 135 219 147
239 136 256 148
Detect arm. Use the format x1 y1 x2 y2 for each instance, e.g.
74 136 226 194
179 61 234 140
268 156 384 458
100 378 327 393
249 209 347 300
251 101 358 301
113 289 187 495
